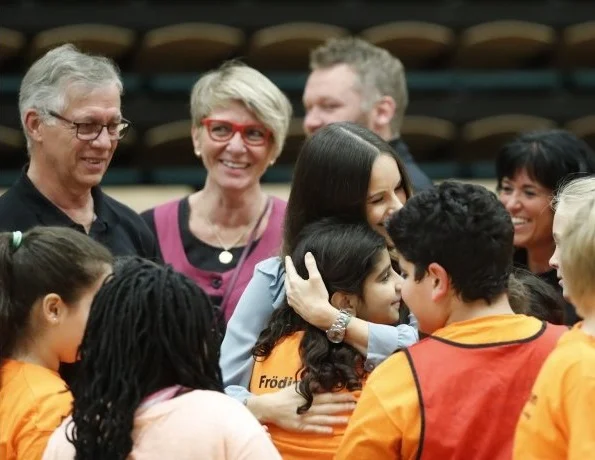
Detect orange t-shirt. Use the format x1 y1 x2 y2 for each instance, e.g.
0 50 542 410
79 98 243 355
249 331 363 460
335 315 559 460
514 323 595 460
0 359 73 460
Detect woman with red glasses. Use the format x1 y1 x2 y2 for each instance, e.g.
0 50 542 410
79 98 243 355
141 61 292 323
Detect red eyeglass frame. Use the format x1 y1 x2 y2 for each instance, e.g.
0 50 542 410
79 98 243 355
200 118 272 146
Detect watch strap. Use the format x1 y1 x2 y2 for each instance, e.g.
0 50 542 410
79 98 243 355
326 309 353 343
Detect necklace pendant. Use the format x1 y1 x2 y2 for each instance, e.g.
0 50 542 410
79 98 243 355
219 250 233 264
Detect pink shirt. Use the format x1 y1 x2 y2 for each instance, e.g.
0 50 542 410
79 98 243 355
152 196 286 322
42 390 280 460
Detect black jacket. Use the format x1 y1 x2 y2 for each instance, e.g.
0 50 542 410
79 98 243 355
390 138 434 192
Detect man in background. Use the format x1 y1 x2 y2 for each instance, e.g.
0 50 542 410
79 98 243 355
303 37 433 192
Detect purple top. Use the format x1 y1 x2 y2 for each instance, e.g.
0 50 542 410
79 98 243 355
153 196 286 321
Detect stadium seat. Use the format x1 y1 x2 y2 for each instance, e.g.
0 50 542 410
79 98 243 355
460 114 557 161
360 21 454 69
0 28 25 65
455 21 555 69
135 23 244 72
401 115 456 162
560 21 595 69
30 24 135 62
143 120 195 168
247 22 348 70
565 115 595 151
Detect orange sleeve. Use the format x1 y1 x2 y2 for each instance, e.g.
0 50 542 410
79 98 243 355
565 368 595 459
335 353 420 460
15 391 72 460
514 346 595 460
513 359 567 460
16 427 58 460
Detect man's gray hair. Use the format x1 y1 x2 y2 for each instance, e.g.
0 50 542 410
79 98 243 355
19 43 123 146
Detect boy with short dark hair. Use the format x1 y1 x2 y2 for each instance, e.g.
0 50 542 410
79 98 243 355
336 182 567 460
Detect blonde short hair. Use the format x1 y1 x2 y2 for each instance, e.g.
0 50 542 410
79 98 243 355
310 37 408 135
560 197 595 308
554 176 595 214
190 61 292 157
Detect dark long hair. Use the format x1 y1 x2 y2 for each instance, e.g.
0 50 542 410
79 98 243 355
254 218 386 413
0 227 112 363
67 257 224 460
282 122 413 256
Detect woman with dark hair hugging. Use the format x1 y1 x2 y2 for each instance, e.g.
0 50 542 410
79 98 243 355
42 257 280 460
222 122 418 434
250 218 403 459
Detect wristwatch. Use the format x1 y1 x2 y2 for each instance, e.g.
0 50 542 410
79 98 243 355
326 309 353 344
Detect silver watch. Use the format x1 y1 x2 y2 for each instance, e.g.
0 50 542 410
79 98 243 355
326 309 353 344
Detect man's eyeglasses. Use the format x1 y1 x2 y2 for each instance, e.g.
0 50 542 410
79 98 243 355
201 118 272 147
48 110 131 141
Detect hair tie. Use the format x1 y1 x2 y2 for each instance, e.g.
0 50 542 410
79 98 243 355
11 231 23 249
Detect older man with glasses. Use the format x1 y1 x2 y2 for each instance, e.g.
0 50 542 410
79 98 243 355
0 43 158 260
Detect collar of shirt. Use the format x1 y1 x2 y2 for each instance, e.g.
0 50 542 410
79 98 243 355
15 166 120 231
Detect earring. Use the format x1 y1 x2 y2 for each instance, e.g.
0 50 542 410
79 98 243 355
195 149 201 157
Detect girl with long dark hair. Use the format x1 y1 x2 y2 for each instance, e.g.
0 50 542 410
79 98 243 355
251 218 403 459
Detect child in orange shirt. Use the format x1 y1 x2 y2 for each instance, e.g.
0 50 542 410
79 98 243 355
251 218 411 460
0 227 113 460
514 186 595 459
334 182 567 460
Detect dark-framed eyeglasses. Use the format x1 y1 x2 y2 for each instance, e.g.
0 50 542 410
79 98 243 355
201 118 272 147
48 110 131 141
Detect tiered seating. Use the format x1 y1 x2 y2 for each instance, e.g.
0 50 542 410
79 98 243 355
0 0 594 187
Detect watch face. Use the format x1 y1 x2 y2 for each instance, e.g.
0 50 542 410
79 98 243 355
327 328 344 344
